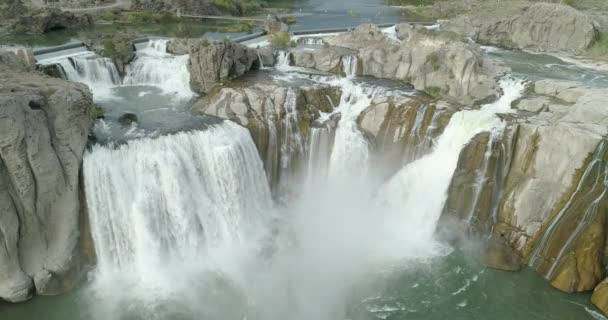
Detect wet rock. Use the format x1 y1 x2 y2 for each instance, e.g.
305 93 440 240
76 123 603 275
481 230 523 272
194 78 341 191
394 23 413 41
358 95 456 177
256 46 275 67
592 279 608 315
39 63 67 79
0 59 95 302
443 3 598 54
118 113 138 126
322 24 499 105
167 39 259 94
440 79 608 292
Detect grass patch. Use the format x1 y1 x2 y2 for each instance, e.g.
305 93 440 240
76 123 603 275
269 31 296 48
220 21 254 33
589 32 608 59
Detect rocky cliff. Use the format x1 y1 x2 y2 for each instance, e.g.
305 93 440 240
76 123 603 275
439 79 608 302
194 76 340 193
0 51 95 302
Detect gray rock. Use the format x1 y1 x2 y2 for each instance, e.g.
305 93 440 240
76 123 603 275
0 61 94 302
444 3 598 54
394 23 413 41
167 39 259 94
323 24 499 105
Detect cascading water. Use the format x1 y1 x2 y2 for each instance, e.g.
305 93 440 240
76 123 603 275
123 39 194 99
84 122 272 288
40 52 121 98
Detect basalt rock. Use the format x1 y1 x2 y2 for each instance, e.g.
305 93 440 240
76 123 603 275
357 95 456 178
82 32 136 77
442 3 598 54
0 61 95 302
167 39 259 94
440 79 608 294
193 77 341 192
316 24 499 105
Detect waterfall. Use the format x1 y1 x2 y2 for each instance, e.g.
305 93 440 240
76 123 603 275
45 52 121 98
341 55 358 78
278 89 306 193
123 39 194 99
275 51 292 71
375 78 525 255
83 122 273 283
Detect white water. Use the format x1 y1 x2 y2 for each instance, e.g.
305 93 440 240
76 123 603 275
81 45 527 319
84 122 272 287
123 39 194 99
41 52 121 98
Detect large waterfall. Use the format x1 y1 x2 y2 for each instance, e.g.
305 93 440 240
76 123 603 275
76 40 527 319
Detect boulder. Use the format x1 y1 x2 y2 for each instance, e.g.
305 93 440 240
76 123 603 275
290 47 354 75
443 3 598 54
168 39 259 94
82 32 136 77
320 24 499 105
592 278 608 315
0 61 95 302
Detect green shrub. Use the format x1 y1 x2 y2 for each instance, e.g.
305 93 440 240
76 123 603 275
202 39 210 47
103 39 117 59
269 31 292 48
564 0 576 7
425 86 442 100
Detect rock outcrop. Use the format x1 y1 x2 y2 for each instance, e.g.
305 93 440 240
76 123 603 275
440 79 608 294
82 32 135 77
289 24 499 105
0 55 95 302
11 9 93 34
264 15 289 34
442 3 598 54
167 39 259 94
194 76 341 192
357 96 456 177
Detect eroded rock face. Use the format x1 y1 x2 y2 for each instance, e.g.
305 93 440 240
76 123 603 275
167 39 259 94
306 24 499 105
194 77 341 192
442 3 598 54
82 32 136 77
440 79 608 293
0 62 95 302
593 279 608 314
357 95 456 177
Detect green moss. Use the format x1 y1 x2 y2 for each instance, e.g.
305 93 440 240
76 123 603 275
426 51 441 71
202 39 210 47
564 0 576 7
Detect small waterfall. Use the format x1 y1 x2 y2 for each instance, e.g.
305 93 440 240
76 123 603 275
341 55 358 78
50 52 121 98
278 89 306 193
304 120 337 187
275 51 292 71
123 39 194 99
84 122 273 281
528 140 608 279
